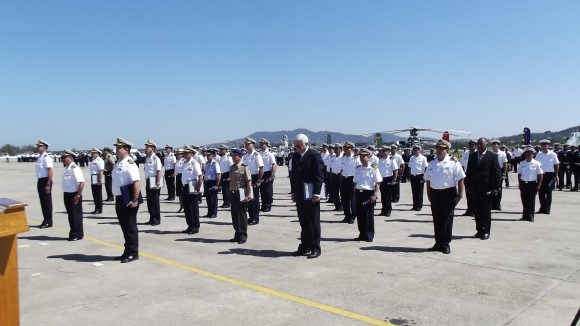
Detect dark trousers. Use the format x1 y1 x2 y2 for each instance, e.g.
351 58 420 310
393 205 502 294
355 189 375 241
183 193 200 230
410 174 425 209
331 173 341 209
230 190 248 239
538 172 554 213
64 192 84 239
392 180 401 202
220 172 231 206
519 181 537 221
295 195 321 253
37 177 53 225
248 174 261 221
91 184 103 212
115 197 139 257
573 165 580 190
465 189 474 215
104 173 113 199
379 177 393 215
176 174 183 196
492 169 504 210
401 165 410 183
145 178 161 224
205 180 218 216
473 191 492 234
429 187 456 249
260 171 274 210
165 169 175 198
340 176 355 221
565 164 573 187
558 165 567 189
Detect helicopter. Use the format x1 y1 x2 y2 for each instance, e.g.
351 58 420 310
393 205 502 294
363 127 474 149
564 131 580 146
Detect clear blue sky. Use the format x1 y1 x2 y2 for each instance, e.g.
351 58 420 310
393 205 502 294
1 1 579 149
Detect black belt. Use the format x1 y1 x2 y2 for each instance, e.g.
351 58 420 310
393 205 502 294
521 181 536 184
411 173 424 176
429 187 454 192
357 189 374 193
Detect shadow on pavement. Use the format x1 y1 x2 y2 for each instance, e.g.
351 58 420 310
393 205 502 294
218 248 293 258
46 254 118 262
360 246 426 253
19 235 67 241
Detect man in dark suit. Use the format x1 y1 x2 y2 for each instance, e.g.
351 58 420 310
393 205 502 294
464 138 502 240
290 134 325 259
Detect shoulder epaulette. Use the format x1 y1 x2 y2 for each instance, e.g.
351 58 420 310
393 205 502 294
450 157 457 161
371 163 378 168
253 152 260 156
128 159 135 164
71 165 77 169
241 163 248 167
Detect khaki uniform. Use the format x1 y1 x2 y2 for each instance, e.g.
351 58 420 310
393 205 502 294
229 162 252 241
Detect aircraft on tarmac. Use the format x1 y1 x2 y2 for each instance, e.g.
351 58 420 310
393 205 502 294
363 127 474 149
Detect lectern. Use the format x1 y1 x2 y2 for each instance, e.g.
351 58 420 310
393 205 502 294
0 198 29 326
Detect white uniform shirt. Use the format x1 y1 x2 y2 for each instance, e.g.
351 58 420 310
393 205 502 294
181 158 202 185
90 157 104 175
512 148 523 158
112 156 140 196
495 150 508 168
175 157 186 174
261 149 276 172
36 152 54 178
217 154 233 174
460 150 470 169
193 153 206 167
204 160 221 181
144 154 162 178
409 154 428 175
353 164 383 190
535 151 559 173
370 154 379 166
340 154 361 177
425 155 466 189
321 151 330 167
164 152 176 170
392 153 404 170
62 163 84 193
378 156 399 178
519 159 544 181
243 150 264 175
330 153 342 173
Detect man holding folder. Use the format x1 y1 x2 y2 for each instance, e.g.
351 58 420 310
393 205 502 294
290 134 325 259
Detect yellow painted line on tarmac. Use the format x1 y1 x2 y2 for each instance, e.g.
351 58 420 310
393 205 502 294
28 220 394 326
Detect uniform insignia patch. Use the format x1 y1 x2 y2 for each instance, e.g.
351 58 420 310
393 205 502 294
128 159 135 164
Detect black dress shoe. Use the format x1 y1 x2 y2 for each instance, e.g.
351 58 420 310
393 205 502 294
248 219 259 225
347 219 355 224
442 247 451 254
264 208 271 212
385 213 391 217
519 217 529 221
529 218 534 222
114 255 124 261
149 222 160 226
237 237 247 244
353 237 365 241
307 251 321 259
229 237 239 242
473 232 483 238
292 250 310 257
461 212 473 216
223 205 230 208
481 233 490 240
187 229 199 235
203 214 211 217
121 255 139 263
176 208 184 213
67 237 82 241
427 245 440 251
38 223 52 229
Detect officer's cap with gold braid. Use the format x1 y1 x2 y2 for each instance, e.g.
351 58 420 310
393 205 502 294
114 137 133 147
539 139 550 145
259 138 270 145
390 144 398 149
61 149 77 158
219 144 229 150
165 144 173 149
435 139 451 149
343 141 354 148
144 139 157 148
191 144 200 150
182 145 194 153
91 147 102 154
244 137 256 145
523 146 535 154
380 145 391 151
36 139 50 147
358 148 372 156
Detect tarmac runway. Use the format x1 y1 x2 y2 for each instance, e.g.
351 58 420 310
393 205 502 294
1 162 579 325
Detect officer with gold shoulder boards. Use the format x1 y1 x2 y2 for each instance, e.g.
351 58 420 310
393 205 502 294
164 144 177 201
217 144 233 208
408 144 428 211
203 149 221 218
180 145 203 234
229 148 253 244
390 144 404 203
339 141 361 224
535 139 559 214
175 147 186 213
353 148 382 242
89 147 104 214
61 149 85 241
243 137 264 225
35 139 54 228
425 139 465 254
143 140 162 226
378 145 399 217
111 138 141 263
259 138 277 212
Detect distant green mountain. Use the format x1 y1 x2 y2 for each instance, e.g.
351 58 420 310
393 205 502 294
207 128 405 148
499 125 580 145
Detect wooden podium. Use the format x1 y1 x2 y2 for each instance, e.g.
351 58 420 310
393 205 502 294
0 198 29 326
